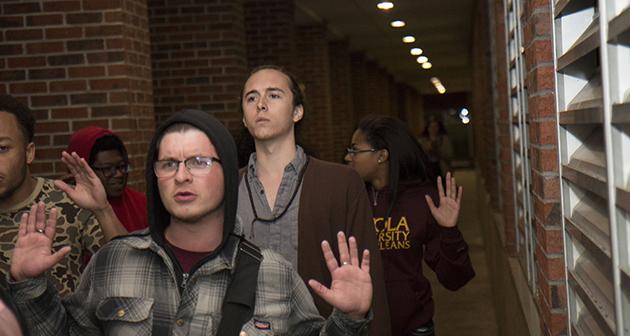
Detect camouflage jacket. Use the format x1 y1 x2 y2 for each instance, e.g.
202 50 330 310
0 177 104 296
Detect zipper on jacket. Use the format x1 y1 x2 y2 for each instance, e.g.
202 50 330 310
371 186 378 206
181 273 189 290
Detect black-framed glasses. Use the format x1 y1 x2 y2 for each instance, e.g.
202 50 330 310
92 163 129 178
154 156 221 178
345 147 377 155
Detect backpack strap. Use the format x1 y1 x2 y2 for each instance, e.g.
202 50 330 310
216 235 263 335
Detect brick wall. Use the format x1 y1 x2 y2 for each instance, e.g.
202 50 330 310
148 0 247 133
0 0 154 189
350 52 368 122
243 0 295 71
328 40 354 162
493 0 517 253
521 0 565 334
295 23 334 161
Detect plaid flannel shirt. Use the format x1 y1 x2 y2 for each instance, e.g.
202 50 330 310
10 232 370 335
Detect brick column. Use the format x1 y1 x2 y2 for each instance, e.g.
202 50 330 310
521 0 565 334
492 0 517 253
328 40 354 162
295 23 334 161
0 0 154 189
148 0 248 133
242 0 295 71
350 52 368 122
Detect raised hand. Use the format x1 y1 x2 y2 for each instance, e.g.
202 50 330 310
308 232 372 320
10 202 71 281
54 151 109 212
424 172 463 228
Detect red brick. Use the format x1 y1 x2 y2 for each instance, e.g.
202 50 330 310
53 133 72 146
34 121 69 134
48 54 85 66
9 82 47 94
0 16 24 28
529 120 558 145
528 94 556 118
82 0 122 10
31 95 68 107
29 68 66 80
33 135 50 147
532 171 561 199
104 11 123 23
536 245 566 281
85 25 123 38
26 41 64 54
0 70 26 81
533 198 562 226
45 27 83 39
530 146 559 172
50 80 87 92
30 161 54 174
67 39 105 51
7 56 46 68
89 78 129 91
68 66 106 78
87 51 125 64
3 2 41 14
5 29 44 41
72 119 109 130
27 14 63 26
536 221 564 254
70 93 107 105
0 44 23 56
50 107 89 119
111 118 137 129
528 66 555 93
66 12 102 24
43 1 81 12
37 147 65 160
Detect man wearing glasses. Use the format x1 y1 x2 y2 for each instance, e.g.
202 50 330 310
8 110 374 335
66 127 148 233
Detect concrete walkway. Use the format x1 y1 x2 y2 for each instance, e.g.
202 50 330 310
425 169 499 335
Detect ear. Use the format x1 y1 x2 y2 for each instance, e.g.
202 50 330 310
377 149 389 164
25 142 35 164
292 105 304 123
242 117 247 128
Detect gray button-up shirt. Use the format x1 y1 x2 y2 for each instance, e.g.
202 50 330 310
237 146 308 268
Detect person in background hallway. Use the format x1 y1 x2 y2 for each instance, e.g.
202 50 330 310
237 65 392 335
66 127 148 232
0 95 125 297
345 115 475 336
418 117 453 180
7 110 373 335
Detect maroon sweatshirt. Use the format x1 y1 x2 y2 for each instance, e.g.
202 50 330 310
368 179 475 336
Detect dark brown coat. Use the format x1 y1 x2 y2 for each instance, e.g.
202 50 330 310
298 158 392 336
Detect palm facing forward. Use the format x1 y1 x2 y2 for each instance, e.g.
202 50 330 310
10 202 71 281
424 172 463 228
308 232 372 320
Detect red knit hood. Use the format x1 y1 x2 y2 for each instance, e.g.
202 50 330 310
67 126 113 161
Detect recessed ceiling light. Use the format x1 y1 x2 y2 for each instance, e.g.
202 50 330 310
438 86 446 94
410 48 423 55
390 20 405 28
461 116 470 123
460 108 469 116
416 56 428 64
430 77 440 84
422 62 432 69
402 36 415 43
377 2 394 10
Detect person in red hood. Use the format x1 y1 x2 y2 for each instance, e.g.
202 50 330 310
67 127 148 233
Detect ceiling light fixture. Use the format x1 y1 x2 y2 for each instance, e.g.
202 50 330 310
390 20 405 28
416 56 428 64
402 36 415 43
422 62 432 69
410 48 423 55
377 1 394 10
430 77 446 94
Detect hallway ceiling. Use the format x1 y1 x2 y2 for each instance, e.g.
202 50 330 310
295 0 475 94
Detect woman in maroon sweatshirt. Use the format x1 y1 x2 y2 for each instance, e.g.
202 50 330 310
345 115 475 336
